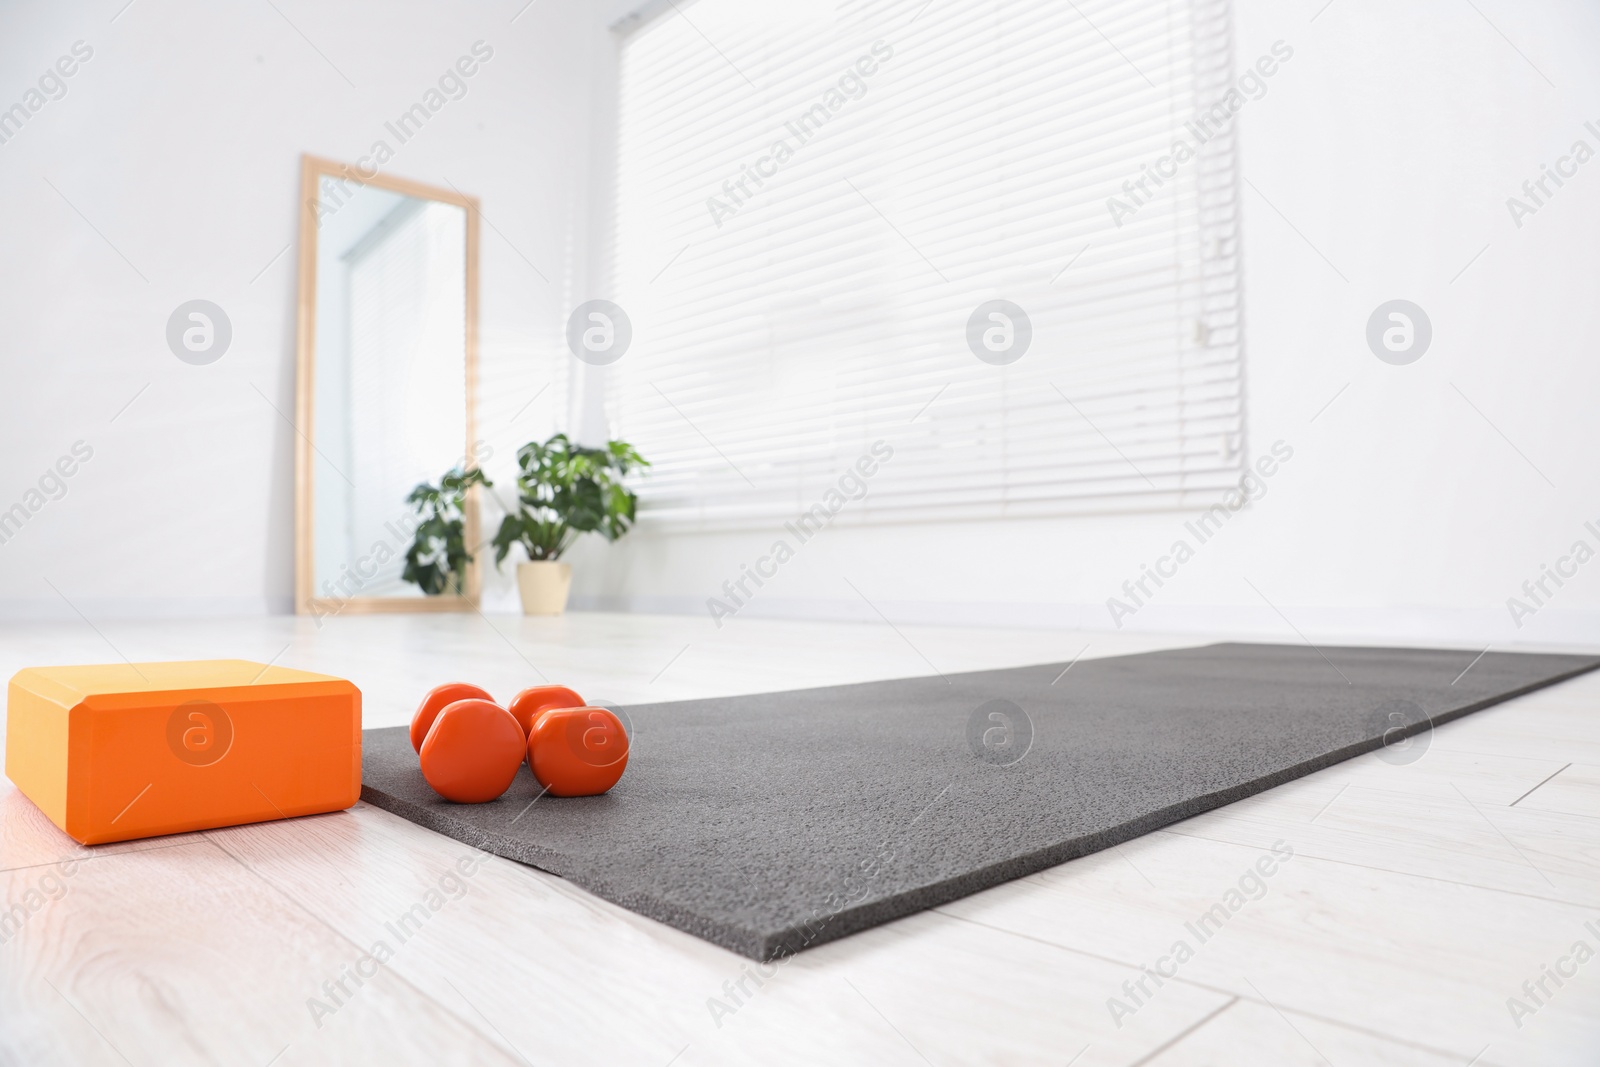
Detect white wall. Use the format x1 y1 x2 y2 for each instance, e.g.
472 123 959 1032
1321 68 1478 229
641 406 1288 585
0 0 622 616
566 0 1600 649
3 0 1598 649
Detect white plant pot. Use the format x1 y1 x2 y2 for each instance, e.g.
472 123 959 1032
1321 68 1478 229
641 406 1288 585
516 561 572 615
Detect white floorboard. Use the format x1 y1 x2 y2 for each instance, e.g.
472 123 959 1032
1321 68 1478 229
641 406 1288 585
1 612 1596 1065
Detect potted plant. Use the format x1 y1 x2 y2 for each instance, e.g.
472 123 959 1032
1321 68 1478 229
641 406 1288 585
402 466 493 596
491 434 648 614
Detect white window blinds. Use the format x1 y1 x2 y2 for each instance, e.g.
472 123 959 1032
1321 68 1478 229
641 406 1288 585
604 0 1245 526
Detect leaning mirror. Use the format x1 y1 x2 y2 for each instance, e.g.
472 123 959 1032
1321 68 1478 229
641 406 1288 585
294 155 482 615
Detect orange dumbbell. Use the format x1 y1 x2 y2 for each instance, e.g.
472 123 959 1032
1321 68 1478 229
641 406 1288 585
410 682 495 753
507 685 586 739
416 697 526 804
528 706 629 797
409 682 629 802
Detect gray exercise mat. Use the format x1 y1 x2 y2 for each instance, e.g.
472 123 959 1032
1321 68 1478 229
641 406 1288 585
359 642 1599 959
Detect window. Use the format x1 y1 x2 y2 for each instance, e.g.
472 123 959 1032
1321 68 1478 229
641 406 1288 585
604 0 1245 526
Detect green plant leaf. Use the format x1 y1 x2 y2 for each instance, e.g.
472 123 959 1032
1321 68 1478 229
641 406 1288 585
399 465 490 595
491 433 647 564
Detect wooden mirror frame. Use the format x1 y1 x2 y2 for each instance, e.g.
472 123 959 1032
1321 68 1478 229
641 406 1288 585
293 154 482 616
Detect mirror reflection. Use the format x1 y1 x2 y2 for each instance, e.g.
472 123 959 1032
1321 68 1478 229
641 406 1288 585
301 165 477 608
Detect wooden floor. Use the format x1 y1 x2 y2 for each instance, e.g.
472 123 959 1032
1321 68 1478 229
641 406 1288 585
1 612 1597 1066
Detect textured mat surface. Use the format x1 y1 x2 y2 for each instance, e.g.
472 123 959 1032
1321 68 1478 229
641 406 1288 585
360 642 1599 959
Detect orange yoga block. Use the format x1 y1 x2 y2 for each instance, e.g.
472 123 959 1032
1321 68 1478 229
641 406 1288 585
5 660 361 845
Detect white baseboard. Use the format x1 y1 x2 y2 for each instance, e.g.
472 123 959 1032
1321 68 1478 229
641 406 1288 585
2 590 1593 653
0 596 295 621
568 593 1600 651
